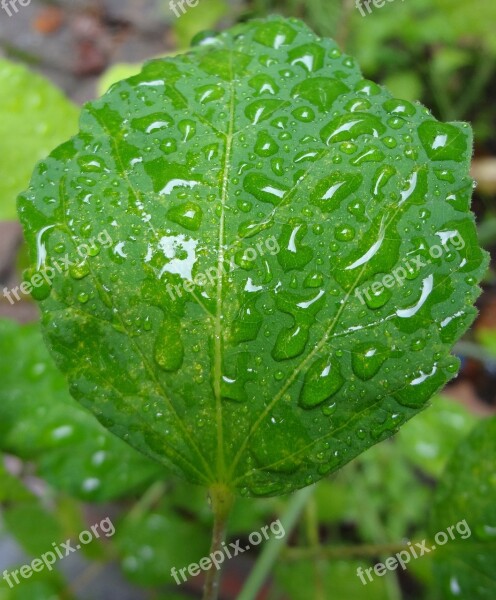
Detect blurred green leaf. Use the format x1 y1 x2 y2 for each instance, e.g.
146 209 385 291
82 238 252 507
397 395 479 477
0 59 79 221
433 0 496 53
115 500 210 586
0 319 166 501
98 63 144 97
431 416 496 599
3 502 62 557
273 560 390 600
476 329 496 357
382 71 423 102
0 459 34 503
0 570 68 600
174 0 229 48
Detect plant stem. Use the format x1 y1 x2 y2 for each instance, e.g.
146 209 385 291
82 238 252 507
305 496 325 600
454 55 496 119
127 480 167 522
454 340 496 369
283 541 409 561
203 484 235 600
238 485 316 600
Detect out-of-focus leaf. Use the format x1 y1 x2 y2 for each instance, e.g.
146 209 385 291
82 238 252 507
0 570 68 600
3 502 62 556
0 459 34 503
0 319 166 501
433 0 496 53
0 59 79 220
476 329 496 356
397 395 479 477
115 501 210 586
382 71 423 102
273 560 389 600
98 63 143 97
174 0 228 49
431 417 496 599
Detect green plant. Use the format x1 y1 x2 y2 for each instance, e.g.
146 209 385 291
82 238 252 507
0 59 79 221
12 15 489 600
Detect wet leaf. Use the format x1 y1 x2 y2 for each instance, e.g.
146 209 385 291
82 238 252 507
18 17 487 496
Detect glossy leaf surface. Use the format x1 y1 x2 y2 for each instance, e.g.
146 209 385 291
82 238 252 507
18 17 487 496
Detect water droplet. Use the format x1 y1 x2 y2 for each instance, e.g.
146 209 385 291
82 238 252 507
418 121 468 162
299 357 344 409
167 201 203 231
292 77 349 112
352 343 388 380
254 131 279 157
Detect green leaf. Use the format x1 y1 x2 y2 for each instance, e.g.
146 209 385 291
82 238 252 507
114 500 210 586
173 0 229 50
430 417 496 599
273 560 389 600
0 570 68 600
0 59 79 221
98 63 144 97
432 0 496 53
18 16 487 496
396 395 479 477
3 502 62 557
0 458 34 503
0 319 166 501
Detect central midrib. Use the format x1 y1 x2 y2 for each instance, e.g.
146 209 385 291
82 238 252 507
213 51 236 483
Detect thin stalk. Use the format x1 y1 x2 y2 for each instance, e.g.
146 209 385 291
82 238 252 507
203 484 235 600
305 496 325 600
454 340 496 369
283 541 409 561
238 485 316 600
454 55 496 119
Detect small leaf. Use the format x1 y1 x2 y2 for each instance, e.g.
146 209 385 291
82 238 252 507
18 16 487 496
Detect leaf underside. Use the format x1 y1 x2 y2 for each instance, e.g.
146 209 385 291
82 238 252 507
18 17 487 496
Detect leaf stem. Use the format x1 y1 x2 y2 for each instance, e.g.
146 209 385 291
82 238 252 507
203 484 235 600
237 485 316 600
282 541 409 561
